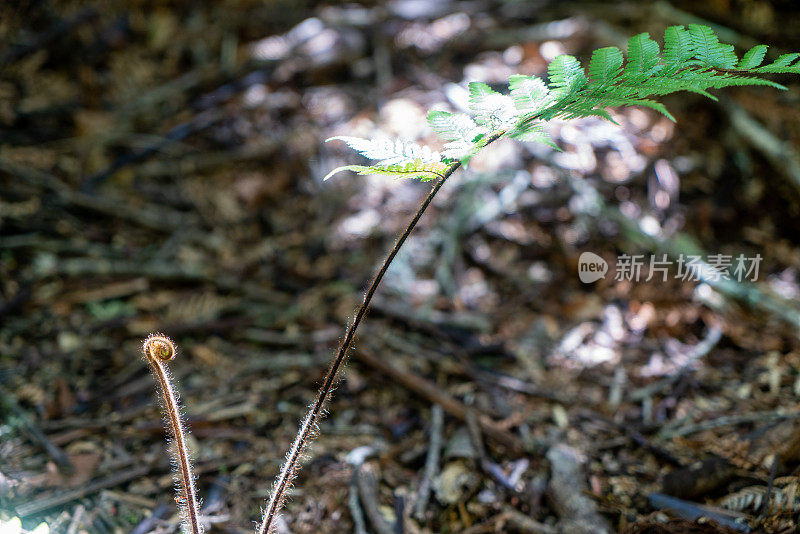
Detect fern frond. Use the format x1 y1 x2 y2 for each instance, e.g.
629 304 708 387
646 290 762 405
468 82 518 128
533 24 799 122
325 136 448 181
688 24 737 68
626 33 660 76
427 110 490 161
737 44 768 69
427 110 479 141
506 120 559 149
589 47 624 84
663 25 693 65
508 74 553 114
547 55 588 99
326 24 799 182
323 161 448 182
756 52 800 73
468 82 497 109
327 136 441 166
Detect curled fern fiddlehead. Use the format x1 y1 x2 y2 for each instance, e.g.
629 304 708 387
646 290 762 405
143 334 203 534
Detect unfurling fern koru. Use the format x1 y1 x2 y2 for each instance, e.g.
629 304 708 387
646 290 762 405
143 334 203 534
139 25 800 533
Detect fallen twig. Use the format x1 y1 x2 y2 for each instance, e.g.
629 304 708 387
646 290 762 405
357 346 524 453
356 464 395 534
414 404 444 520
724 99 800 193
15 464 150 517
647 493 750 532
0 386 73 471
501 505 557 534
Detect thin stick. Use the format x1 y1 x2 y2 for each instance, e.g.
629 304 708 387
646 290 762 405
143 334 203 534
414 404 443 519
15 464 150 517
356 346 523 453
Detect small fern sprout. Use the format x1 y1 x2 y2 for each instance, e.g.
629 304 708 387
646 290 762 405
143 334 203 534
260 24 800 532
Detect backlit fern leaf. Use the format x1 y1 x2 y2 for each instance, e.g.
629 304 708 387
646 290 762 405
324 136 447 181
547 55 587 99
506 120 558 149
323 161 448 182
508 74 553 114
326 24 799 182
328 136 440 166
468 82 517 128
426 110 489 161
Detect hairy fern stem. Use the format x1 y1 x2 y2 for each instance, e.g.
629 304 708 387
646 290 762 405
259 132 501 532
143 334 203 534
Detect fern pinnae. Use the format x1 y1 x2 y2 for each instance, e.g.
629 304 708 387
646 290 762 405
143 334 203 534
664 25 694 65
737 44 767 69
324 136 448 181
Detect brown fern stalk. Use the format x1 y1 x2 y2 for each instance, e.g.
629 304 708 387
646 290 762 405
143 334 203 534
258 132 502 533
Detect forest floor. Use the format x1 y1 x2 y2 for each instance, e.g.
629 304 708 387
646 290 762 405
3 1 800 533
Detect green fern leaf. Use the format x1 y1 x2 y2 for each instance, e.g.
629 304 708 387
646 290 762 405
663 25 693 65
553 24 799 122
323 164 369 181
326 24 800 183
589 47 624 83
323 161 448 182
547 55 587 99
506 120 559 150
508 74 553 114
737 44 768 69
625 99 675 121
327 136 440 166
689 24 737 68
625 33 660 76
468 82 518 127
427 110 489 161
756 52 800 73
427 110 480 141
468 82 497 108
